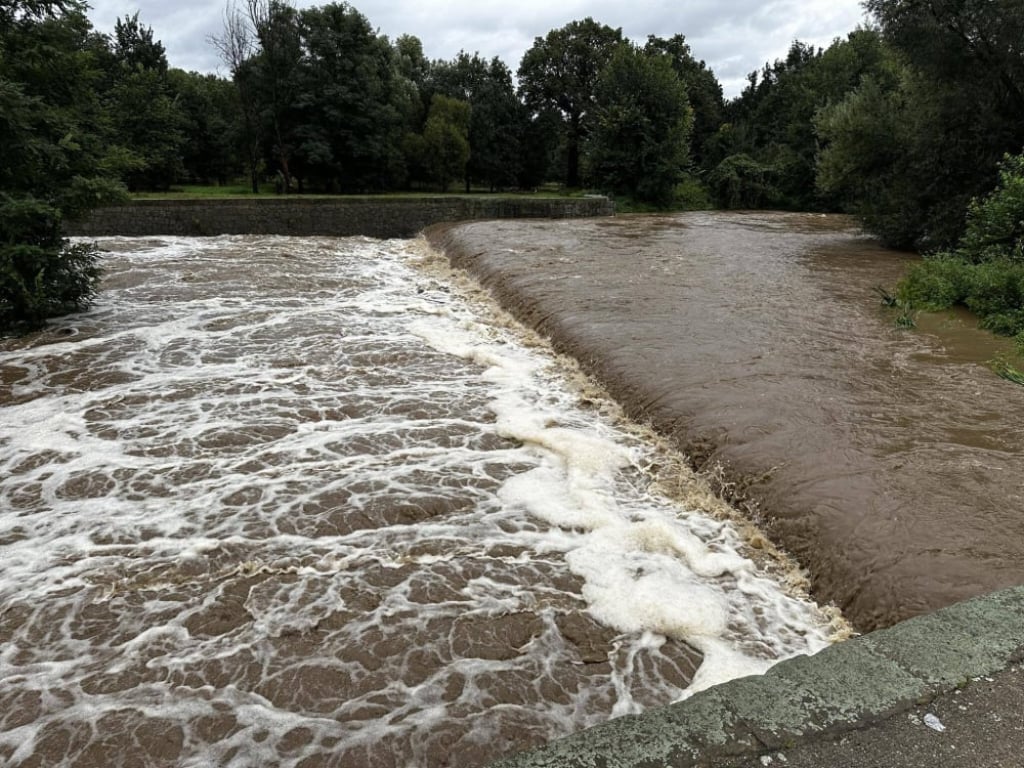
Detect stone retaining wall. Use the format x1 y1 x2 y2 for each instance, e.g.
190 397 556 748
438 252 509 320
65 196 615 239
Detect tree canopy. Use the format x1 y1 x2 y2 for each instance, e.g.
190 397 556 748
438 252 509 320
0 0 125 333
517 18 623 188
3 0 1024 337
586 43 693 205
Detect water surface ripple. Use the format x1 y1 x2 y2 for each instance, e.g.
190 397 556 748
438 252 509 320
0 235 833 767
428 212 1024 632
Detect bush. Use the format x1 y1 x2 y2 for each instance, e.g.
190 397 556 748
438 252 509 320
896 153 1024 338
674 175 714 210
958 153 1024 264
896 257 972 310
0 195 102 334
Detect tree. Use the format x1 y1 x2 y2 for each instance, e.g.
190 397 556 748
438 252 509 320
832 0 1024 248
249 0 302 191
429 52 526 191
517 18 623 188
421 94 470 192
644 35 724 171
815 66 924 246
104 13 185 191
294 2 406 191
711 29 893 212
586 44 693 205
897 153 1024 339
1 0 125 333
168 69 243 185
211 0 263 192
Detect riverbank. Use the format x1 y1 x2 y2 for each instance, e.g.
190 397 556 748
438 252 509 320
426 212 1024 633
64 195 614 239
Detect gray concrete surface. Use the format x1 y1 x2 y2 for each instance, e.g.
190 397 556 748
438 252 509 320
489 586 1024 767
711 664 1023 768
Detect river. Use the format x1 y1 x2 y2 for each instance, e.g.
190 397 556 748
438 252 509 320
428 211 1024 633
0 234 837 767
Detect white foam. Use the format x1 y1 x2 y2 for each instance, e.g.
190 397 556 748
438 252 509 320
410 263 835 699
0 235 837 766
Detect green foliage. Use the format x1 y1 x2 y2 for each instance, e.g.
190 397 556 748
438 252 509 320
707 153 781 209
823 0 1024 249
896 257 972 310
712 30 893 212
168 70 242 185
517 18 623 187
899 259 1024 335
429 53 526 191
958 154 1024 264
643 35 725 170
673 175 714 210
0 195 101 332
421 95 471 192
990 354 1024 386
293 2 407 191
896 154 1024 337
815 70 916 245
585 44 692 206
0 0 128 333
105 13 185 191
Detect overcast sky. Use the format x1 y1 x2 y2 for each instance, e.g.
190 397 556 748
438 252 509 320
85 0 871 98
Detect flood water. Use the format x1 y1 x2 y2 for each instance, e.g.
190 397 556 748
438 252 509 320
429 212 1024 632
0 236 837 767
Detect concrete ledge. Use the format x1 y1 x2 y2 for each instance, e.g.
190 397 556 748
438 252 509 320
490 586 1024 767
64 196 615 239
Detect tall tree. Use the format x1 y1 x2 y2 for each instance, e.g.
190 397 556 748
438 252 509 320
1 0 125 332
211 0 263 192
168 69 243 185
826 0 1024 248
644 34 724 170
711 29 892 212
421 94 470 192
430 52 526 191
517 18 623 188
294 2 406 191
105 13 185 191
249 0 302 191
586 44 693 205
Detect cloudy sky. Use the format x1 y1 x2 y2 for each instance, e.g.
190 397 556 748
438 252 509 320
85 0 871 98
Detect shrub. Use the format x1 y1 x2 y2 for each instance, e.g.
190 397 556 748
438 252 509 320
896 153 1024 338
896 257 971 310
0 195 101 334
674 175 714 210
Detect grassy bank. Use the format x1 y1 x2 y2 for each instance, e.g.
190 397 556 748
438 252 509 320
896 154 1024 355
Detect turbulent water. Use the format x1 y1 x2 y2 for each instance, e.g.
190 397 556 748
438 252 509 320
0 236 836 768
429 212 1024 632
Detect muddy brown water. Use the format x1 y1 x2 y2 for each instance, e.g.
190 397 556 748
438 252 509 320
428 211 1024 632
0 235 835 767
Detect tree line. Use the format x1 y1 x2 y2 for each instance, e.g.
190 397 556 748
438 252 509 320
2 0 1023 339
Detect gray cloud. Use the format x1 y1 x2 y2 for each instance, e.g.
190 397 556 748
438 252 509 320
86 0 869 97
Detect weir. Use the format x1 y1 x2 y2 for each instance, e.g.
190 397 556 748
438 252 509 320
4 211 1022 766
0 233 838 767
422 211 1024 766
426 212 1024 633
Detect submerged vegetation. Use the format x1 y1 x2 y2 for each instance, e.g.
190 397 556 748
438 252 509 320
2 0 1023 338
990 355 1024 386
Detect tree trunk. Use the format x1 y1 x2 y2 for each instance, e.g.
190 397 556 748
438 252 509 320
566 114 582 188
